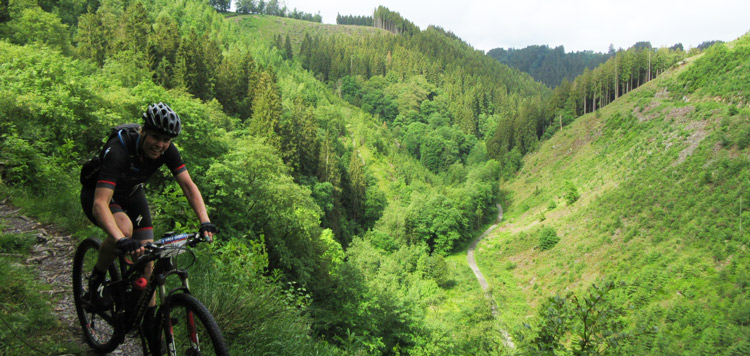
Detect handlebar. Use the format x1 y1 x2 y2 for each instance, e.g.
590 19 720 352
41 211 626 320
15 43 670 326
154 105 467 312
115 232 211 259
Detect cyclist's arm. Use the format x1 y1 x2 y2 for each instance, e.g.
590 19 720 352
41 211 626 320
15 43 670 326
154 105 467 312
175 171 212 231
92 187 126 240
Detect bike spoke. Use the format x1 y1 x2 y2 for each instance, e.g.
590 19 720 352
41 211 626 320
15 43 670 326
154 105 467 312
73 238 122 353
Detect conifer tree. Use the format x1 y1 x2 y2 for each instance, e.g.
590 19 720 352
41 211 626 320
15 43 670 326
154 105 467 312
216 47 257 120
250 68 283 150
317 133 341 189
201 32 222 99
174 29 216 100
124 1 149 55
348 147 366 223
487 116 513 161
173 32 198 94
283 34 293 60
148 12 180 86
299 32 313 68
292 98 320 178
75 10 106 65
94 0 126 57
0 0 9 23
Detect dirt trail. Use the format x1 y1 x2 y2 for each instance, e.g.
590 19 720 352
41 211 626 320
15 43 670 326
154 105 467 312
466 204 514 348
0 199 142 355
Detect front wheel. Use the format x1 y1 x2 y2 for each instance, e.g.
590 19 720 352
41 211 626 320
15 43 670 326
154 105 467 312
72 237 123 353
155 293 228 356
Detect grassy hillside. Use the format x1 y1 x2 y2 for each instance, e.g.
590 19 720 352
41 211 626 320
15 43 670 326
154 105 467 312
229 14 386 46
480 34 750 354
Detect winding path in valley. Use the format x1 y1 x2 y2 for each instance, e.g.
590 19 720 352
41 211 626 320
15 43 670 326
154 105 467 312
466 204 514 348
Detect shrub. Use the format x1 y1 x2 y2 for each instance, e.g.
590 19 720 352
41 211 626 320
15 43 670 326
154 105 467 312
564 180 580 205
538 226 560 251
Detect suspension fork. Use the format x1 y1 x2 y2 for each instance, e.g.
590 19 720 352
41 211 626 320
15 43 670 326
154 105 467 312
153 261 194 354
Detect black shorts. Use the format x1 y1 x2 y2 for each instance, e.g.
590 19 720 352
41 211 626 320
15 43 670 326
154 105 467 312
80 185 155 241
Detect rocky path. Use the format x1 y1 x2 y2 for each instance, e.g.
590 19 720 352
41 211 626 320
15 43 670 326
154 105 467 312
466 204 514 348
0 199 142 355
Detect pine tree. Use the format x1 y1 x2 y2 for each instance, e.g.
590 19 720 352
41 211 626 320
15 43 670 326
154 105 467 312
293 98 320 178
348 147 366 223
283 34 293 60
299 32 313 68
487 116 513 161
75 10 106 65
174 29 217 100
148 12 180 86
317 133 341 188
96 0 126 57
124 1 149 55
200 32 222 100
0 0 9 23
173 31 199 95
216 47 257 119
250 68 283 150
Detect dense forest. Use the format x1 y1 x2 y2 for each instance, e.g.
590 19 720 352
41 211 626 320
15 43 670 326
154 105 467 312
1 0 748 354
489 40 723 89
0 1 540 354
337 13 373 26
487 45 611 87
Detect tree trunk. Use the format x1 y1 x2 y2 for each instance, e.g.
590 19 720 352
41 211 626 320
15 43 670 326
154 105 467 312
592 88 596 112
583 94 587 114
615 59 619 99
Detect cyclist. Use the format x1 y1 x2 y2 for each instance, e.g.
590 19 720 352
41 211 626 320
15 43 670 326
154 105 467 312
79 102 216 333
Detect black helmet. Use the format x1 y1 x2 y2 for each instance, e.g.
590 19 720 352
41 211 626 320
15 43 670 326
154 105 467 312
142 102 181 138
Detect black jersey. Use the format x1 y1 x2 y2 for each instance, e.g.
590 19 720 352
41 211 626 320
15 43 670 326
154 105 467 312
85 129 187 197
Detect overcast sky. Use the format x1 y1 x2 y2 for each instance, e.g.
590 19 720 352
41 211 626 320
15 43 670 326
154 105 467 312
259 0 750 53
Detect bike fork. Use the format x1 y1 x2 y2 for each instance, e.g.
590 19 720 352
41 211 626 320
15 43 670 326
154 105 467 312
187 311 199 350
160 308 200 355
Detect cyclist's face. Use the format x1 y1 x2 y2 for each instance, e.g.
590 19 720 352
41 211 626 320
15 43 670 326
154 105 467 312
143 131 172 159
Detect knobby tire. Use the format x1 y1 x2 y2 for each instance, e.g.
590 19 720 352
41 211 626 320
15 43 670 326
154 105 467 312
157 293 228 356
72 237 123 353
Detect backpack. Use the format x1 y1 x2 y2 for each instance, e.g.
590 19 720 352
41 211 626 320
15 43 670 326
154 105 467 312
80 123 142 186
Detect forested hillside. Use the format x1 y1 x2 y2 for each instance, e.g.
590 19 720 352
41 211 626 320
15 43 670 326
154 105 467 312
488 45 611 87
2 0 747 354
0 1 544 354
481 34 750 354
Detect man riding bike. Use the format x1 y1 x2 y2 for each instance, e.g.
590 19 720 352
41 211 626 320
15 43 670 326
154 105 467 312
79 102 216 337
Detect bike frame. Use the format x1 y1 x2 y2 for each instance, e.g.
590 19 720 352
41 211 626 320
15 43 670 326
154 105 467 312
110 233 202 352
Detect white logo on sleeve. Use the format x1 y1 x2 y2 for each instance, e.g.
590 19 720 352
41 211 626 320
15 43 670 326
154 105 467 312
136 215 143 227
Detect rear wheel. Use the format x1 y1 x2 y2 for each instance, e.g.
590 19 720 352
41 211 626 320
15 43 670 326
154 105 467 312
156 293 228 356
72 237 123 353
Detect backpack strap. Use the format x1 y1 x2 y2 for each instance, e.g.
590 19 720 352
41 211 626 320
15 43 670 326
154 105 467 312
114 124 141 157
117 129 127 149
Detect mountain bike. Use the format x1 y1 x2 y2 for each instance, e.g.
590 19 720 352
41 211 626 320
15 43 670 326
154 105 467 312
72 232 229 355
